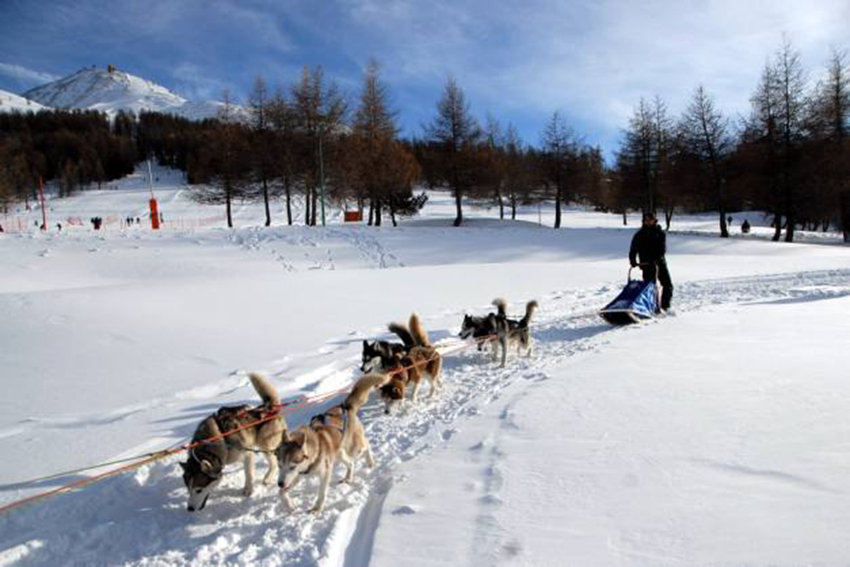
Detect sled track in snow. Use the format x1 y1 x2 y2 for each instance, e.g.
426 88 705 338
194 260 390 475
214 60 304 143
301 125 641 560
2 269 850 566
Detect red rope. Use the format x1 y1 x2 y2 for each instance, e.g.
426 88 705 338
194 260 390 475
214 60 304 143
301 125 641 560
0 333 497 517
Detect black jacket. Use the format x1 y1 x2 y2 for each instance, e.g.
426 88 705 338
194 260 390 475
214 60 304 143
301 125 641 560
629 225 666 265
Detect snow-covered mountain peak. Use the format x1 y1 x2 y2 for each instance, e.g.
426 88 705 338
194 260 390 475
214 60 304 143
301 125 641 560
19 65 241 120
23 66 186 115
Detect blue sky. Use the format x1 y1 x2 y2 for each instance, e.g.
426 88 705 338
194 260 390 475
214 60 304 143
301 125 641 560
1 0 847 160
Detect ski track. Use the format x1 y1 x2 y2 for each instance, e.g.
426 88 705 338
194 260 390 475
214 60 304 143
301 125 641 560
2 269 850 566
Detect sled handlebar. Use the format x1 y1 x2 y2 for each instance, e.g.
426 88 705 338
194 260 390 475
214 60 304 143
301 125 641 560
628 262 656 282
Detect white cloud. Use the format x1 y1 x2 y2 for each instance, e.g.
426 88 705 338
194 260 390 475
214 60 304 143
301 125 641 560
332 0 849 151
0 62 59 86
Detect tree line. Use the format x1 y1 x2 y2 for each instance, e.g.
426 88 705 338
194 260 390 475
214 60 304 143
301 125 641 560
0 109 136 212
612 38 849 242
1 37 847 240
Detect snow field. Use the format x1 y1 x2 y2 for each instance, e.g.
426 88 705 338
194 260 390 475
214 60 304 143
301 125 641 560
1 167 850 565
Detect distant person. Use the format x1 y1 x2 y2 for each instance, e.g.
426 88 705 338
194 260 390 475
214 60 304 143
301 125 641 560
727 215 733 226
629 212 673 312
741 219 751 234
57 223 62 232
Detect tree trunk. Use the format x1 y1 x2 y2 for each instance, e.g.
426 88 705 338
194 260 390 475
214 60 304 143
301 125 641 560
311 187 318 226
664 208 673 231
225 183 233 228
262 177 271 227
285 186 292 225
718 208 729 238
622 212 628 226
784 213 796 242
375 199 382 227
554 186 562 228
453 189 463 227
368 199 374 226
511 195 517 220
841 191 850 243
304 188 311 226
772 213 782 241
498 189 504 220
390 200 398 227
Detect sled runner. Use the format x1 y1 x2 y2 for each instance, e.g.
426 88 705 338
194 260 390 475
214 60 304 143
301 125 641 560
599 266 659 325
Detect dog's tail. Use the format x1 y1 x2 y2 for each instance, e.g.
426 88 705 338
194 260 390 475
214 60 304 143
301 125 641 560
343 374 389 411
409 313 430 347
249 373 280 407
520 300 539 327
388 322 415 348
492 298 507 317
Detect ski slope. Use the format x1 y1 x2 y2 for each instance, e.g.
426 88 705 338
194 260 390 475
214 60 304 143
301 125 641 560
1 168 849 566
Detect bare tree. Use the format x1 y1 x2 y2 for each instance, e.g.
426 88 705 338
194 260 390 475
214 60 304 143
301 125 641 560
291 66 347 226
424 76 481 226
191 90 251 228
248 76 276 226
351 59 399 226
680 85 732 237
774 36 808 242
539 111 577 228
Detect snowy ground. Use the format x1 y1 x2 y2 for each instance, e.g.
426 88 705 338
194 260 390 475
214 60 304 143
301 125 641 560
1 167 849 566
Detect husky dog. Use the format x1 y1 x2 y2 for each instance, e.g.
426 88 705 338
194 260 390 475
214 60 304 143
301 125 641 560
180 373 287 512
379 347 444 414
492 298 539 368
277 374 386 513
360 321 416 372
458 299 504 352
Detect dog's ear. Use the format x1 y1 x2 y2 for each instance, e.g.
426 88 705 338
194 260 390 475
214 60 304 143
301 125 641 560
200 459 215 474
362 339 369 348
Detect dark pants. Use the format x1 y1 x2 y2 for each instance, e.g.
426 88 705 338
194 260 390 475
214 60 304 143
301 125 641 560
641 260 673 310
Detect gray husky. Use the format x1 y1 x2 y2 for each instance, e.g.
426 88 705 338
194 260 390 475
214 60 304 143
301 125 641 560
492 298 539 367
180 373 288 512
458 299 502 352
277 374 387 513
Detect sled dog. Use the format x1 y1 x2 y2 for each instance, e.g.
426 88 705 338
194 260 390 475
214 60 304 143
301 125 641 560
492 298 538 368
379 314 442 413
379 343 444 414
458 299 504 352
180 373 287 512
277 374 386 513
360 320 416 372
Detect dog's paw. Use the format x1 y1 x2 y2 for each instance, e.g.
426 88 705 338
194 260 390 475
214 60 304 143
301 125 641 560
242 485 254 497
310 504 324 514
280 493 294 510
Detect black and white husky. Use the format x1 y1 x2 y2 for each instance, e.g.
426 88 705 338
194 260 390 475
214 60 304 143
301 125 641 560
492 298 538 367
458 299 502 351
179 374 288 512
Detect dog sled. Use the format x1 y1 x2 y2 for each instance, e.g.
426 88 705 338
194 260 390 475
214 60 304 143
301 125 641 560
599 265 659 325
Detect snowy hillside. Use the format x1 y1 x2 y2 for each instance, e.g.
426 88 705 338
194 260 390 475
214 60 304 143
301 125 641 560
22 67 240 120
0 89 50 113
1 169 850 565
